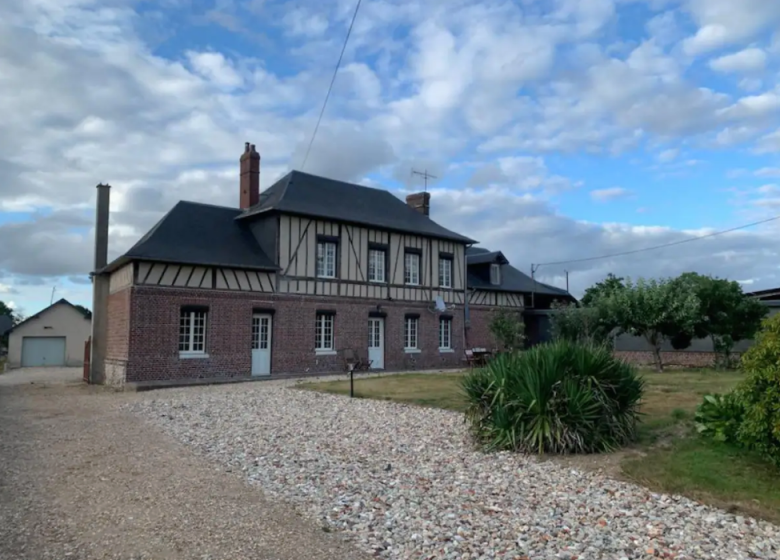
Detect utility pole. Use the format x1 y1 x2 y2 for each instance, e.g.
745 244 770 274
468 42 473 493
411 169 437 192
564 270 569 293
530 264 539 309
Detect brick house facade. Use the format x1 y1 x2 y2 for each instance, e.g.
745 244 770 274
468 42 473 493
91 144 573 387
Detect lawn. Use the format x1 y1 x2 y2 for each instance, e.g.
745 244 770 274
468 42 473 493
302 368 780 523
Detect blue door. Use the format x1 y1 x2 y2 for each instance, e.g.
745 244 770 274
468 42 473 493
21 337 66 367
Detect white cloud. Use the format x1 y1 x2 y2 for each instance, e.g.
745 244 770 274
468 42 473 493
756 168 780 178
682 0 780 55
657 148 679 163
186 51 244 90
709 48 767 73
755 129 780 154
718 92 780 121
590 187 631 201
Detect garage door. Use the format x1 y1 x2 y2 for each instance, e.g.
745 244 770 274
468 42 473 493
21 337 67 367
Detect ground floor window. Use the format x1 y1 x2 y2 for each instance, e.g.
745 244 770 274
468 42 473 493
404 316 419 350
315 313 335 352
179 308 207 355
439 317 452 350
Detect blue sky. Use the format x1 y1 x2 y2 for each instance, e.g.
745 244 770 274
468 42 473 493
1 0 780 315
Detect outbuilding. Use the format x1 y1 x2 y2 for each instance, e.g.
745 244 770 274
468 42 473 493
7 299 91 368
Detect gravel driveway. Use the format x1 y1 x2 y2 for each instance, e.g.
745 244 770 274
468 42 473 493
0 368 368 560
128 382 780 560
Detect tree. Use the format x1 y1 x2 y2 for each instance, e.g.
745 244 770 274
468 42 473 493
549 301 615 346
673 273 767 368
74 304 92 319
489 309 525 352
0 300 16 323
598 277 700 372
581 273 625 307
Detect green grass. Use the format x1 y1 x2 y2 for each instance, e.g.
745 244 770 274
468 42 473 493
302 367 780 522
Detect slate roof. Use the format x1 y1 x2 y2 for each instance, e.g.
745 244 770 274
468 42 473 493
238 171 476 244
0 315 12 338
105 201 277 272
7 299 91 334
466 247 571 297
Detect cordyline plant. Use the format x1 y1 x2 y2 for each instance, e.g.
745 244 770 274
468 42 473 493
596 277 700 372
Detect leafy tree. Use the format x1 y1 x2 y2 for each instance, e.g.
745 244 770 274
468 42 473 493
672 273 767 368
549 300 615 346
0 300 16 323
581 273 625 307
598 277 700 372
74 304 92 319
488 309 525 352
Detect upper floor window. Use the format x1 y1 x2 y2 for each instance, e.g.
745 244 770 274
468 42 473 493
317 240 337 278
490 263 501 285
404 251 421 285
368 248 386 282
439 256 453 288
179 307 207 355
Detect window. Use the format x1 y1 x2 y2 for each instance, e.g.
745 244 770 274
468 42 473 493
315 313 335 352
404 252 420 285
317 241 337 278
368 248 386 282
179 308 207 355
439 318 452 350
439 256 452 288
404 316 419 350
490 263 501 285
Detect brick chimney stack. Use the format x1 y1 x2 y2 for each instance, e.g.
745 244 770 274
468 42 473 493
405 192 431 216
240 142 260 209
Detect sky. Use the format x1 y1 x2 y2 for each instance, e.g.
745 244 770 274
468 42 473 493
2 0 780 316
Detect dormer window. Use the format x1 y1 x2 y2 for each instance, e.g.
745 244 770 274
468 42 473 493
490 263 501 285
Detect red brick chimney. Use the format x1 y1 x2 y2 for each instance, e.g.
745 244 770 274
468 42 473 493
240 142 260 209
405 192 431 216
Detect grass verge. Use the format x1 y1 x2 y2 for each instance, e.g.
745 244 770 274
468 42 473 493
302 368 780 522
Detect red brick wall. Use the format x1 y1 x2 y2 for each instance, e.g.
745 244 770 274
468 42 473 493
124 286 468 382
107 288 131 361
614 350 728 368
466 306 500 349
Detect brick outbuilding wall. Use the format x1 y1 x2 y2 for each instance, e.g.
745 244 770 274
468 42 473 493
117 286 471 384
613 350 726 368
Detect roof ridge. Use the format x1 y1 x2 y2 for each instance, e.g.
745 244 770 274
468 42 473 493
177 200 239 211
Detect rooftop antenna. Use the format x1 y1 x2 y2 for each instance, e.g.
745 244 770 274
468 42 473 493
50 286 56 305
411 169 437 192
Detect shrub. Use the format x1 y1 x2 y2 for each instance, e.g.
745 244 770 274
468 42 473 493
734 367 780 467
695 393 744 443
488 309 525 352
461 340 644 454
740 313 780 373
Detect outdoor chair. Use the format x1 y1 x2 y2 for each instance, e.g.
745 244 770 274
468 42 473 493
464 349 477 369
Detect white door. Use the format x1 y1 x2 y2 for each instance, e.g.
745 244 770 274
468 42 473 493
21 337 66 367
368 318 384 369
251 314 272 376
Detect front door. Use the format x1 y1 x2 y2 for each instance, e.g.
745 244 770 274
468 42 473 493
251 314 272 376
368 317 384 369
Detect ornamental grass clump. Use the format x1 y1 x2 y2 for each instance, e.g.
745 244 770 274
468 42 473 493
462 340 644 454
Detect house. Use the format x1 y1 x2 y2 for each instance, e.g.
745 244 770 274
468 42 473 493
90 143 573 386
6 299 92 368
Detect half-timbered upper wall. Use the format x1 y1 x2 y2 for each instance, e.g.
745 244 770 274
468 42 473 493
109 263 133 293
136 262 276 293
468 289 525 308
277 214 467 301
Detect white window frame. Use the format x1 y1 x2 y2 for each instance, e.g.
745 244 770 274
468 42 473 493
490 263 501 286
315 313 335 354
404 316 420 352
404 252 420 285
179 309 208 358
368 248 386 283
317 241 337 278
438 318 452 352
439 257 452 288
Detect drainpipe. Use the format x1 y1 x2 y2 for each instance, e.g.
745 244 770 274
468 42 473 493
463 243 472 350
90 183 110 384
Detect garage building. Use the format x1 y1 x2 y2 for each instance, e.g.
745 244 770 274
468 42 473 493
7 299 92 368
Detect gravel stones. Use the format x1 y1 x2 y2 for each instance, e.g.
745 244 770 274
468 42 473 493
127 384 780 559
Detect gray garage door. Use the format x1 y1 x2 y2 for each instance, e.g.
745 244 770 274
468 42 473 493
21 337 67 367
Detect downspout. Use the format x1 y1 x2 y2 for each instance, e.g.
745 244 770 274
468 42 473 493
463 243 473 350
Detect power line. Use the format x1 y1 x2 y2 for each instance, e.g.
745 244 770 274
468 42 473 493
301 0 363 170
533 214 780 270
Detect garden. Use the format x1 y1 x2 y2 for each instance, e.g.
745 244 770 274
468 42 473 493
306 272 780 523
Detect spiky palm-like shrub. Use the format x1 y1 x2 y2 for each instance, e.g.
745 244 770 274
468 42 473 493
461 341 644 454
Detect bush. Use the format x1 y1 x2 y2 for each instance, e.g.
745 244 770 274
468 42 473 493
695 393 744 443
740 313 780 373
461 340 644 454
488 309 525 352
734 367 780 467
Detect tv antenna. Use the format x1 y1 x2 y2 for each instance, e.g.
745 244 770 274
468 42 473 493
411 169 437 192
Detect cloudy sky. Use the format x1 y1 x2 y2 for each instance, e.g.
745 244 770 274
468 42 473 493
2 0 780 315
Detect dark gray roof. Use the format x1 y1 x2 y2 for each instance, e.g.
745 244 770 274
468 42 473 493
7 299 90 334
238 171 476 244
0 314 12 337
107 201 277 272
466 247 571 297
